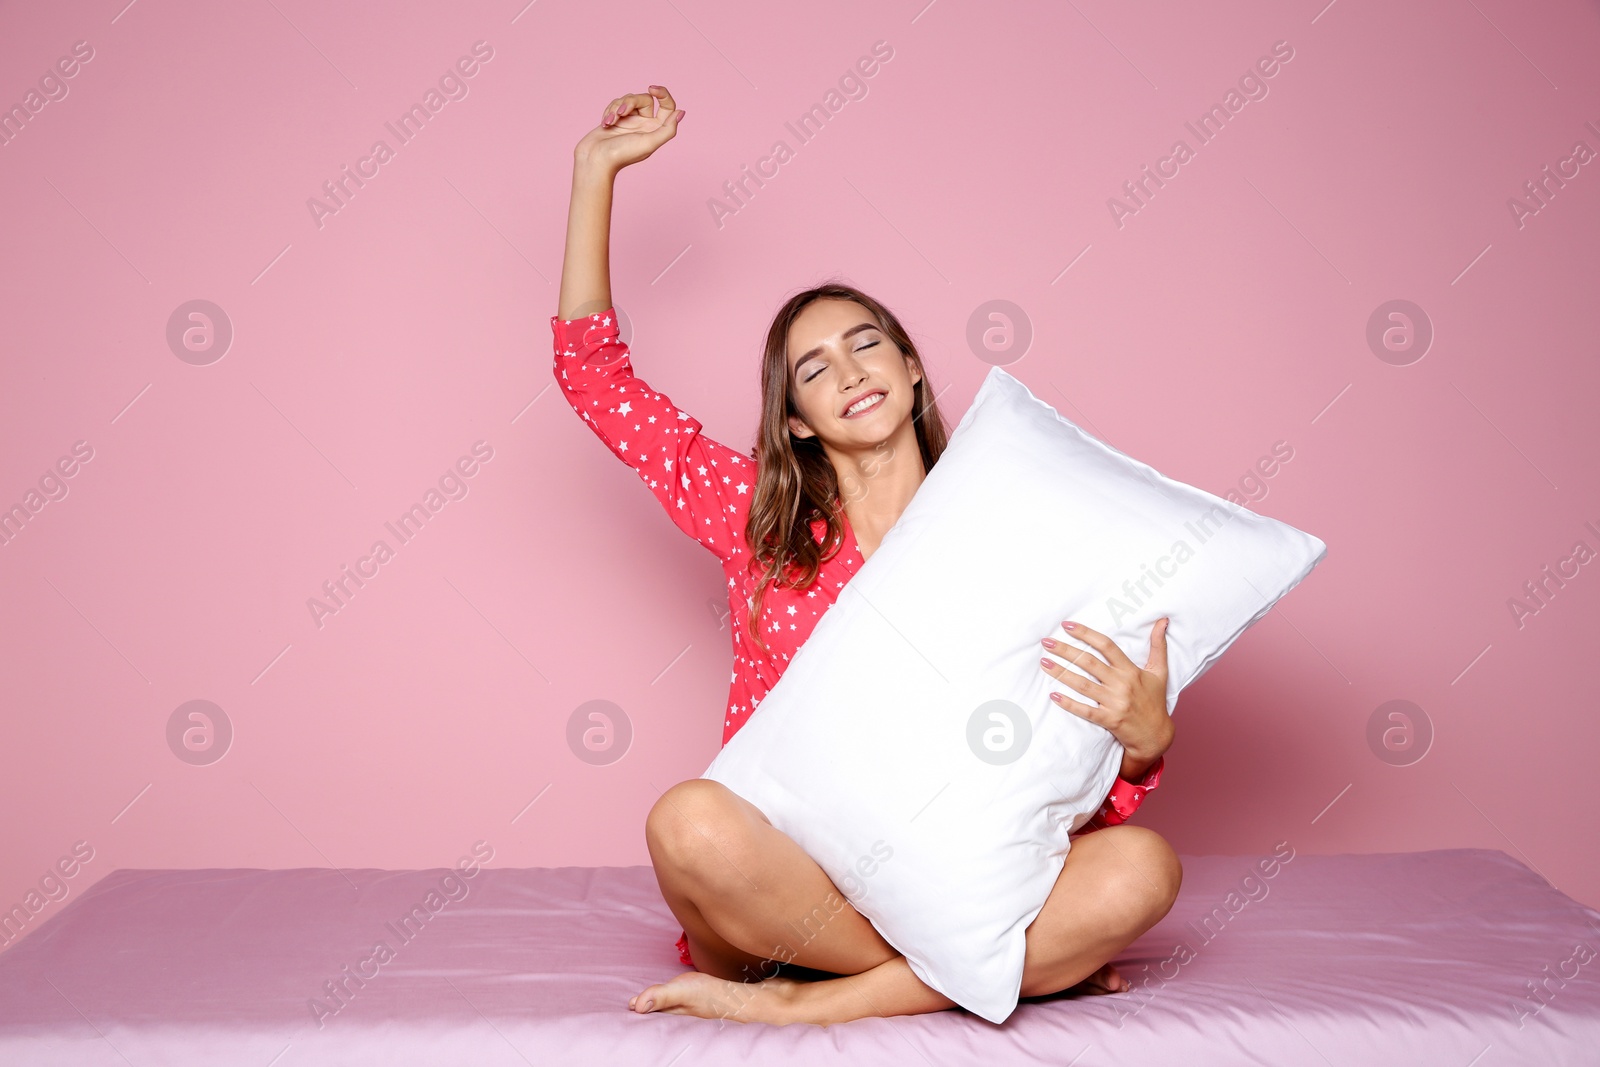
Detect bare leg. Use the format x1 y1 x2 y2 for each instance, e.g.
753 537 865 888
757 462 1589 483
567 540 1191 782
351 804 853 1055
710 823 1181 1026
641 779 899 981
631 780 1181 1025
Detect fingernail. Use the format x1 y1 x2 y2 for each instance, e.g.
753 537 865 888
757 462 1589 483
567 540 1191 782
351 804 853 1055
1040 657 1055 669
1063 621 1077 630
642 998 654 1011
1041 638 1057 649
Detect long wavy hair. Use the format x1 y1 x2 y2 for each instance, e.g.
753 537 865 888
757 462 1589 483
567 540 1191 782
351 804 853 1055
740 282 952 655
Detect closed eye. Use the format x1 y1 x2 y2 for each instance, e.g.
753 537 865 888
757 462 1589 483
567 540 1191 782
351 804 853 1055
803 340 879 383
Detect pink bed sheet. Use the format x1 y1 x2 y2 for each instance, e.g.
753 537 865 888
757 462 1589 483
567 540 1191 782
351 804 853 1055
2 848 1597 1065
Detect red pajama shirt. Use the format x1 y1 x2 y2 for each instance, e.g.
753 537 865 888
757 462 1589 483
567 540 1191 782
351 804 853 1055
551 308 1165 969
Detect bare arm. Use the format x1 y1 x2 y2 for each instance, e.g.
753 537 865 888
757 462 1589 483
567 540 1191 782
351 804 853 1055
549 87 750 562
556 86 685 322
557 168 615 323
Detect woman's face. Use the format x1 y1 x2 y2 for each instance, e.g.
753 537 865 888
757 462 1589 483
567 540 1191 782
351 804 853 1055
785 299 922 448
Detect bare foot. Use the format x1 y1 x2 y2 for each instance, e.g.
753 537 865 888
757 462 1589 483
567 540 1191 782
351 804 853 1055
629 970 800 1024
1067 961 1128 995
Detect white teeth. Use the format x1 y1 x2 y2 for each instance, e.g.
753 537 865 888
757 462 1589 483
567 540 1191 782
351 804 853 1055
845 392 885 416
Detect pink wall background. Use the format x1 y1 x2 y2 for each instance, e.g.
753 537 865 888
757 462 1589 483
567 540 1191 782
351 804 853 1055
3 0 1598 954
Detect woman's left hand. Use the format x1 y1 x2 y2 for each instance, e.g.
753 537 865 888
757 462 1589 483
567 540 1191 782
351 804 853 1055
1040 618 1174 781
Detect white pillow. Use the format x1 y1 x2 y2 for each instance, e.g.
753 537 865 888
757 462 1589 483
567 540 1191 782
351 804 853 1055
701 365 1326 1023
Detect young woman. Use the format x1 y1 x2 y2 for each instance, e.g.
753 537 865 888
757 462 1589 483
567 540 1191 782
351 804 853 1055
554 85 1181 1027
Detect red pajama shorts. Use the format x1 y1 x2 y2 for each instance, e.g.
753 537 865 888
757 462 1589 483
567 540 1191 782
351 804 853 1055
675 929 694 968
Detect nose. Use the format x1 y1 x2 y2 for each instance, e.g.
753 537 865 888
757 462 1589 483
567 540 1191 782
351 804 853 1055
837 351 868 384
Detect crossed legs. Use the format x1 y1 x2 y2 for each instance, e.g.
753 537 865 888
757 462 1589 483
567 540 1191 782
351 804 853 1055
629 778 1182 1026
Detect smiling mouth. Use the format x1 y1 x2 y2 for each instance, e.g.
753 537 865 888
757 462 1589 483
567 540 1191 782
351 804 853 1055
841 391 887 418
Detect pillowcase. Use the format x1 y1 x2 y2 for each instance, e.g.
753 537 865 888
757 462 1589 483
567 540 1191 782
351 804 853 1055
701 365 1327 1023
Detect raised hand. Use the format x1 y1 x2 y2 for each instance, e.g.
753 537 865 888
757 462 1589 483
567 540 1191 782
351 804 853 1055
575 84 685 175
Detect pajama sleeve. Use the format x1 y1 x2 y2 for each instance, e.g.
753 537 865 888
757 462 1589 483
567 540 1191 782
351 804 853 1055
551 307 752 565
1080 756 1164 833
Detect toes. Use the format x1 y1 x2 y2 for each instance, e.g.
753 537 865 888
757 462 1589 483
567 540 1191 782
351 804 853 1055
1096 963 1129 993
630 971 775 1021
1072 963 1127 995
630 983 663 1013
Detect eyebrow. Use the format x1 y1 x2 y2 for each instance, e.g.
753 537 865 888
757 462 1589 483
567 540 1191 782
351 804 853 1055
792 322 881 375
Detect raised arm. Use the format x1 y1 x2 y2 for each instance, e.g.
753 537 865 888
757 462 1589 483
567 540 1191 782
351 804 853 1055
553 88 751 564
552 311 753 564
557 86 683 321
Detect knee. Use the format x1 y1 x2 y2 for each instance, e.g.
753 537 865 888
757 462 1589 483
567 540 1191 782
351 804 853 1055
644 778 740 869
1103 826 1183 927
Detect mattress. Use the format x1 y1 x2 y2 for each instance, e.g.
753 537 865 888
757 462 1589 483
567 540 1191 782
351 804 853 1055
1 848 1596 1065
